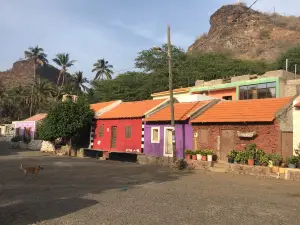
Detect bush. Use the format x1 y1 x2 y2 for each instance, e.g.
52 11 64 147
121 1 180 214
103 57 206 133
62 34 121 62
259 29 271 39
11 136 22 142
288 156 299 165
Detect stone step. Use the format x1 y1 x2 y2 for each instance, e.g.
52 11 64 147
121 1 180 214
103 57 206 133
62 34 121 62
209 167 228 173
212 162 230 169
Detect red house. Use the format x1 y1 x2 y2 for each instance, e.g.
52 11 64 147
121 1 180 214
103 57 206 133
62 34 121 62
92 99 169 156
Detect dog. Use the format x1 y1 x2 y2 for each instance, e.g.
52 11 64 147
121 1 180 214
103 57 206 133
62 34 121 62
20 164 44 179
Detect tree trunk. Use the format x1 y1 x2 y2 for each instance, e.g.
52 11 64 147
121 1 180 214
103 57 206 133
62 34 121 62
29 62 36 117
68 138 72 156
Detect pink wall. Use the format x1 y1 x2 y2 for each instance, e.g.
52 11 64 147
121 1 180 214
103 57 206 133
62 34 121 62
14 121 36 138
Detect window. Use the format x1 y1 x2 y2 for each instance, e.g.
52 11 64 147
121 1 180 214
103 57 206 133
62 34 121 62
223 96 232 100
151 127 160 143
125 126 132 138
239 82 276 100
98 125 104 137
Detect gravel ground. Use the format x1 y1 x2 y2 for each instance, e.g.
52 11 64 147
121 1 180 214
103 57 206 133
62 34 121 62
1 147 300 225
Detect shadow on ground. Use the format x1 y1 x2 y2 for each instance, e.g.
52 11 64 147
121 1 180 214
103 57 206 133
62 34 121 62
0 152 191 224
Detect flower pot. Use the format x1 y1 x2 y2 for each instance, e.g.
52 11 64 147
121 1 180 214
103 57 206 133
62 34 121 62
297 163 300 169
192 155 197 160
248 159 254 165
202 155 207 161
288 163 297 168
254 160 260 166
185 154 191 160
196 154 202 161
272 166 280 173
228 158 234 164
207 155 213 162
279 167 286 174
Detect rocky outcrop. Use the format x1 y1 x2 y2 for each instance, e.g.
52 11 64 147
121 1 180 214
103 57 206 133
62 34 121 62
188 4 300 61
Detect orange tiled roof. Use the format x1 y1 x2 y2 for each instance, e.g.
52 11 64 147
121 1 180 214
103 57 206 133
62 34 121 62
90 101 118 112
97 99 167 119
145 101 210 121
191 97 292 123
151 87 189 97
24 113 47 122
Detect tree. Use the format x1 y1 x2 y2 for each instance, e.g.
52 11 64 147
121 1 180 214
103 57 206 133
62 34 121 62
24 45 48 116
38 98 94 155
92 59 113 80
52 53 76 88
71 71 89 95
275 45 300 73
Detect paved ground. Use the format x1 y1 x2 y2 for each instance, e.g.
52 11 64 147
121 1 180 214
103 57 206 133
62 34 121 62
1 144 300 225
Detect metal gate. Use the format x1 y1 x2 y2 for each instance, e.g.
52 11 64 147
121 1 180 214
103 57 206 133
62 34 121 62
281 131 293 158
220 130 235 161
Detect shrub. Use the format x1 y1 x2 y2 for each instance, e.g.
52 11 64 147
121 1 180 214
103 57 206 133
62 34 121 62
259 29 271 39
11 136 22 142
287 156 299 165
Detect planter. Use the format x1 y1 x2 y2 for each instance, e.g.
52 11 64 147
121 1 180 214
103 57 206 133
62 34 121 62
185 154 191 160
71 149 77 157
254 160 260 166
202 155 207 161
248 159 254 166
196 154 202 161
279 167 286 174
207 155 213 162
288 163 297 168
228 158 234 164
272 166 280 173
192 155 197 160
297 163 300 168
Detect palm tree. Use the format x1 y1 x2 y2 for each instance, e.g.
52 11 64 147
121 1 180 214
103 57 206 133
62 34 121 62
34 80 56 112
71 71 89 95
24 45 48 116
92 59 113 80
52 53 76 88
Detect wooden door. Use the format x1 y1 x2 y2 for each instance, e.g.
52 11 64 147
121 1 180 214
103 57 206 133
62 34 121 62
220 130 235 161
281 132 293 158
111 126 117 148
165 129 173 155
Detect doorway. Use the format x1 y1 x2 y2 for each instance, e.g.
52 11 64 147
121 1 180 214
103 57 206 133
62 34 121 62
220 130 235 161
111 126 117 148
164 128 173 156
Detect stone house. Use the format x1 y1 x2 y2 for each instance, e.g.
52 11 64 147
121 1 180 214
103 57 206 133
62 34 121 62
190 97 295 161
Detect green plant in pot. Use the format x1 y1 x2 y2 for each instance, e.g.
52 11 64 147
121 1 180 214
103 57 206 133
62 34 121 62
184 149 192 160
269 153 283 167
196 150 202 161
227 150 237 164
201 149 208 161
206 149 214 162
287 156 299 168
255 149 265 165
191 151 197 160
260 155 269 166
247 151 255 165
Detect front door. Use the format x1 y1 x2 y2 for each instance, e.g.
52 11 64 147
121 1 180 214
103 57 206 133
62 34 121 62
111 126 117 148
164 128 173 156
220 130 235 161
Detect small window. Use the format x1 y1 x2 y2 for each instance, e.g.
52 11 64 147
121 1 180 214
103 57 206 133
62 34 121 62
151 127 160 143
125 126 132 138
98 125 104 137
223 96 232 100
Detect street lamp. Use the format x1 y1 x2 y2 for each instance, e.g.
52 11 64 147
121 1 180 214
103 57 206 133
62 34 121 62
153 25 176 161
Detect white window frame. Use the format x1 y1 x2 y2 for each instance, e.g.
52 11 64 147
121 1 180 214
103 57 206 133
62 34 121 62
163 127 175 157
151 127 160 143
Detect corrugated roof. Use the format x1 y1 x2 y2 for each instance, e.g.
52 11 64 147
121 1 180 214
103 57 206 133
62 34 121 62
191 97 292 123
145 101 210 121
90 101 119 112
24 113 47 122
97 99 167 119
151 87 189 97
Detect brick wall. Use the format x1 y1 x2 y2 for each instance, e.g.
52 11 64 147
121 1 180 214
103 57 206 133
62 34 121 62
192 122 281 155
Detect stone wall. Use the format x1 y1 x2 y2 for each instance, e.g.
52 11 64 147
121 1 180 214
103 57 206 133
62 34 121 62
28 140 42 150
285 79 300 97
193 122 281 156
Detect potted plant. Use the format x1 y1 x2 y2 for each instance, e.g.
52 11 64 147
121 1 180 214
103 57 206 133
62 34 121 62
260 155 269 166
196 150 202 161
247 151 255 165
287 156 299 168
201 149 207 161
184 149 192 160
191 151 197 160
227 150 237 164
206 149 214 162
255 149 265 166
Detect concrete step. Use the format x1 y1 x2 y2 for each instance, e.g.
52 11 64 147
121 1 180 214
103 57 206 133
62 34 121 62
209 167 228 173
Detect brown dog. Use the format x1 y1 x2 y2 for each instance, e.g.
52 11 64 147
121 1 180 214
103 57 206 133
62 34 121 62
20 164 44 179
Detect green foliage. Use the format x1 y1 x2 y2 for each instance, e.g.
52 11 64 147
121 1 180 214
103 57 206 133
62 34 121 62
287 156 299 165
38 97 94 141
276 45 300 72
11 136 22 142
227 149 238 159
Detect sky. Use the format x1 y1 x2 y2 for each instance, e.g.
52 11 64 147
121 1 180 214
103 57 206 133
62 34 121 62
1 0 300 80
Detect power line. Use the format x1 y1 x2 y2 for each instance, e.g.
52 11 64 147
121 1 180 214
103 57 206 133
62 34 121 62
197 0 259 48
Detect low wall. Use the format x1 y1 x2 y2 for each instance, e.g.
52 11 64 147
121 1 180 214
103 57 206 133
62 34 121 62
0 136 12 142
28 140 42 150
137 155 185 169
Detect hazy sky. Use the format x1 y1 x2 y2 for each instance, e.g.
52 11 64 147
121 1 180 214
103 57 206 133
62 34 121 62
0 0 299 80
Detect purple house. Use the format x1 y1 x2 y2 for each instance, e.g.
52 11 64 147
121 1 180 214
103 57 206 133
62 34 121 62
144 100 217 158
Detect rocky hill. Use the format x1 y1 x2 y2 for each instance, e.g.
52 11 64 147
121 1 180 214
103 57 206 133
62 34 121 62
0 60 67 88
188 3 300 61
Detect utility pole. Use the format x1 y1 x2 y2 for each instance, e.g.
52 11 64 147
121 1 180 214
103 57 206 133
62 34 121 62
167 25 177 161
286 58 289 71
295 64 297 79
